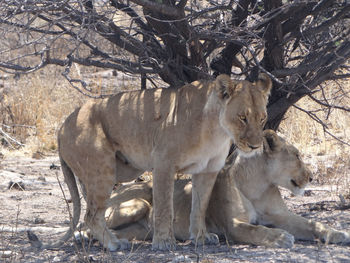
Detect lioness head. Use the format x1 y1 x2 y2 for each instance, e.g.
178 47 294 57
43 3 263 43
263 130 313 196
215 73 272 156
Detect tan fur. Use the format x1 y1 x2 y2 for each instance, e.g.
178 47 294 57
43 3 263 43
57 74 271 250
106 130 350 247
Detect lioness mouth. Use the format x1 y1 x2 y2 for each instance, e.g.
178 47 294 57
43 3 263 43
248 144 260 150
291 179 299 188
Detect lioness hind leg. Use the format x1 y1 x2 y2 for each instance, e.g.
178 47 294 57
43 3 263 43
112 221 152 241
106 198 151 229
83 161 129 251
85 206 129 250
106 199 152 242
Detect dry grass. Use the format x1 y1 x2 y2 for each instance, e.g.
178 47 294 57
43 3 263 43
0 64 147 156
279 80 350 189
280 87 350 157
1 66 86 155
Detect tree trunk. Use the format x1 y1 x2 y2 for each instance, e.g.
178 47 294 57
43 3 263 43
262 0 285 130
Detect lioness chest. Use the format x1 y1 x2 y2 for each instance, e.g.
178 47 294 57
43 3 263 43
176 134 230 174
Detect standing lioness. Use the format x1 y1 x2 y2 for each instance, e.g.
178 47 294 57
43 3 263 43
55 74 271 250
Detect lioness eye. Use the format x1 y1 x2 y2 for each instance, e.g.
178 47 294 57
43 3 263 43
239 115 247 123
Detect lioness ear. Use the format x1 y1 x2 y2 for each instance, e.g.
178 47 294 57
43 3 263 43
263 129 281 153
215 74 242 101
255 73 272 96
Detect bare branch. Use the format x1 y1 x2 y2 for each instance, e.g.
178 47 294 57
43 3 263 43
129 0 184 17
0 127 25 148
307 94 350 113
293 104 350 147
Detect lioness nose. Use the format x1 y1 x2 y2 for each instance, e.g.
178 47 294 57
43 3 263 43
248 144 260 150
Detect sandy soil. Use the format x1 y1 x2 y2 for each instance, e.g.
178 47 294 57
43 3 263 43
1 155 350 263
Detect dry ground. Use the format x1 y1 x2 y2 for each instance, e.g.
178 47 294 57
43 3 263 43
1 154 350 263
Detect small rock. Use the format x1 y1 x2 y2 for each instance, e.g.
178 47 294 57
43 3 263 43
88 255 98 262
339 194 346 205
49 163 60 170
32 151 44 159
10 195 22 201
1 251 16 258
34 218 45 224
304 190 312 196
27 230 43 248
37 175 46 182
8 181 25 191
53 256 61 262
172 255 193 263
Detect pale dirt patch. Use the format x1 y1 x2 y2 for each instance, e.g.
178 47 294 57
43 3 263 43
1 156 350 263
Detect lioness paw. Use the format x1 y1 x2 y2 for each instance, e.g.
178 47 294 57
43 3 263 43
107 238 130 251
204 232 220 245
152 237 176 251
266 229 294 248
274 231 294 248
326 230 350 245
190 232 219 246
118 238 131 250
74 230 91 246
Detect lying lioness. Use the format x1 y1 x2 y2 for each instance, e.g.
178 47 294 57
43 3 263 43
105 130 350 247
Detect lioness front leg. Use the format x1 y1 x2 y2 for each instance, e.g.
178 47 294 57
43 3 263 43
152 167 176 250
190 172 219 246
228 219 294 248
263 212 350 245
258 187 350 244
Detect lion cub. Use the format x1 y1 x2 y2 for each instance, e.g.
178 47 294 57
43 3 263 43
105 130 350 248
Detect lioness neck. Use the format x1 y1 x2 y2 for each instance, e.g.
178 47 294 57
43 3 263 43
233 154 271 200
201 90 230 136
